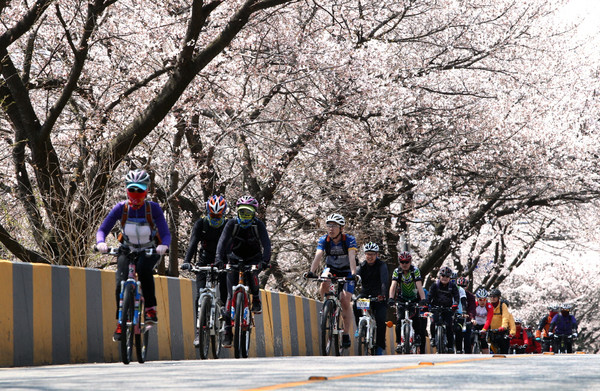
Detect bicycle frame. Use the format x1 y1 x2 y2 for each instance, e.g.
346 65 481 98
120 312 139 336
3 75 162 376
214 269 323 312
227 257 257 359
395 301 419 354
426 306 452 354
194 266 223 336
356 297 377 355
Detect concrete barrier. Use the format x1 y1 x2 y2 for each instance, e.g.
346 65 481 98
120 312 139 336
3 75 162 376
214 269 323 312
0 260 397 366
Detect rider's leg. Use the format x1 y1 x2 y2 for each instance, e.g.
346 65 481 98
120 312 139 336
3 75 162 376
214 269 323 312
443 311 454 351
319 281 330 301
114 253 129 319
137 253 160 323
341 291 354 337
374 302 387 351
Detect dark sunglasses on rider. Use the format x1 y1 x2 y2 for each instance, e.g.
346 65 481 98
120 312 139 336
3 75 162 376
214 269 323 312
127 187 145 193
399 261 410 264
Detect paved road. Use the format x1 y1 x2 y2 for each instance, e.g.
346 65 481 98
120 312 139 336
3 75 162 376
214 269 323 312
1 353 598 390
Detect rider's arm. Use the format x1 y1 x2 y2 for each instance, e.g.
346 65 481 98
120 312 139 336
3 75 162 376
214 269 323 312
256 219 271 264
310 249 324 274
151 202 171 246
183 218 203 264
501 303 511 329
389 280 398 300
416 281 426 301
348 248 357 276
379 261 389 297
482 303 494 331
96 202 124 243
215 219 234 264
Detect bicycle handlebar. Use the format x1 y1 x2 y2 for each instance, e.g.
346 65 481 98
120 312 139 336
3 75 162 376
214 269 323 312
94 245 156 256
191 265 226 273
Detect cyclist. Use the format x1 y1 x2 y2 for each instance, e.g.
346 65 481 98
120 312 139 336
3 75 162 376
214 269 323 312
455 277 476 353
472 288 493 354
481 288 511 354
353 242 389 355
428 266 460 353
388 251 427 354
549 303 578 353
181 195 229 347
536 304 559 352
306 213 358 349
509 318 531 353
96 169 171 341
216 195 271 348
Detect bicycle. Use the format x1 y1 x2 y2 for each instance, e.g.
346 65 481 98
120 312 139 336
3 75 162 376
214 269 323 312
471 329 484 354
305 273 352 356
355 296 379 356
392 300 420 355
553 334 574 353
488 328 509 354
508 343 527 354
427 306 453 354
191 264 225 359
226 254 260 359
100 245 154 365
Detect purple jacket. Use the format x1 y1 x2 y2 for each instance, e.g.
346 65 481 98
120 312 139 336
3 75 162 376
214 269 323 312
96 201 171 246
550 314 577 335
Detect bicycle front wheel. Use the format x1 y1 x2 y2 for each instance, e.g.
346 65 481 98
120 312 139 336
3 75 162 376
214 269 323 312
120 285 135 365
211 301 223 359
473 335 481 354
403 322 411 354
436 326 445 354
233 292 248 359
198 296 211 359
320 300 335 356
357 319 368 356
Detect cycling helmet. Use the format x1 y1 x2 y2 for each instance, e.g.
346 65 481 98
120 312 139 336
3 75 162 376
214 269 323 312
450 272 458 280
398 251 412 262
561 303 572 311
514 318 523 325
326 213 345 226
438 266 453 277
207 195 227 217
475 288 488 298
489 288 501 297
236 195 259 211
457 277 469 287
363 242 380 252
125 169 150 190
548 304 559 312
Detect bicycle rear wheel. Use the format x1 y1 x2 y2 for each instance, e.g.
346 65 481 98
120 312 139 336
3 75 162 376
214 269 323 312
320 300 335 356
211 301 223 359
198 296 211 359
120 285 134 364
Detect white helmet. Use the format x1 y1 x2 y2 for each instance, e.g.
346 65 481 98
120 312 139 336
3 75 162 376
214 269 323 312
363 242 380 252
326 213 345 226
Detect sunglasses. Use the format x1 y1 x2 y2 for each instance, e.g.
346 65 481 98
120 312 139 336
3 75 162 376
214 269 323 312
399 261 410 264
128 187 145 193
238 209 255 219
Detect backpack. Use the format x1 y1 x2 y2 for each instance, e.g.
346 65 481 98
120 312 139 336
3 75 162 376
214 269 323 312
118 201 161 245
324 234 348 256
231 220 260 246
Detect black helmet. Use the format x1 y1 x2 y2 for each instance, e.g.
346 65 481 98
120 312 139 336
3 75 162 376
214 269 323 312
489 288 501 297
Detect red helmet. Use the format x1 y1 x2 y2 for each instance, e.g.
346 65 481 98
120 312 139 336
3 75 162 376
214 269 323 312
457 277 469 287
398 251 412 262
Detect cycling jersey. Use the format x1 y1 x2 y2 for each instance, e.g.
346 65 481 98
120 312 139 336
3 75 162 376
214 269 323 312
550 314 578 335
474 302 493 325
391 265 422 301
357 258 389 297
97 201 171 248
428 280 460 308
316 234 357 272
483 301 510 330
